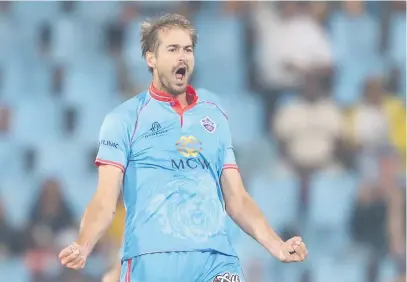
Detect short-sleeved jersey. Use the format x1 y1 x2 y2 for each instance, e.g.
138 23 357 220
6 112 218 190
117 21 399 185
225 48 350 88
95 84 238 261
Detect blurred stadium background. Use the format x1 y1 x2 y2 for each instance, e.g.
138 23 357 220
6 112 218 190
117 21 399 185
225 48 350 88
0 1 405 282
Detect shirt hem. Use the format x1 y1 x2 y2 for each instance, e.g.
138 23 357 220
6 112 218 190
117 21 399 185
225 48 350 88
121 248 238 262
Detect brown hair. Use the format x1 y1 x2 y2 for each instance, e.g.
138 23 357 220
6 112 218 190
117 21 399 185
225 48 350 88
140 13 197 72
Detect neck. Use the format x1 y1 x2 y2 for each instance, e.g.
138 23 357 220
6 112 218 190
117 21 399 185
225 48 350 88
152 78 187 106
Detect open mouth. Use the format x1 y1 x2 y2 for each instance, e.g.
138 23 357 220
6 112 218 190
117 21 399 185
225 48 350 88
175 67 186 81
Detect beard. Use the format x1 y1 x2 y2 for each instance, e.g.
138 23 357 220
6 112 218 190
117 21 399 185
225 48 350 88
157 69 188 96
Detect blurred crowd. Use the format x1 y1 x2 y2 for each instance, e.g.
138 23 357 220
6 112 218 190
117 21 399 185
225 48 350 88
0 1 405 282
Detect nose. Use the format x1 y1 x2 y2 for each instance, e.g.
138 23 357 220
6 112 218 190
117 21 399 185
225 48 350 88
178 49 188 61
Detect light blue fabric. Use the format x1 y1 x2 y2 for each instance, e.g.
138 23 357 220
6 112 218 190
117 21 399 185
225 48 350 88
96 88 239 260
121 252 245 282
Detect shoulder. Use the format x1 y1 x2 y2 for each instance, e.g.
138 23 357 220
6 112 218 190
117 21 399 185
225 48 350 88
197 88 222 104
197 88 228 120
105 91 151 125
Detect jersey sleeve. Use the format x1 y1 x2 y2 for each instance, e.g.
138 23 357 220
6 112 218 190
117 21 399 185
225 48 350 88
95 113 130 172
221 118 238 171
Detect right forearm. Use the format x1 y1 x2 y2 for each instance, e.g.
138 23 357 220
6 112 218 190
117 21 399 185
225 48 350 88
77 198 116 254
228 195 282 256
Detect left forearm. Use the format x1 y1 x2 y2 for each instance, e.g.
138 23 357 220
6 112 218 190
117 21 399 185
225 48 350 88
226 194 282 256
221 165 307 263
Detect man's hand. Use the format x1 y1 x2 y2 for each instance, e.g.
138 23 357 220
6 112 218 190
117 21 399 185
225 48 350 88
58 165 123 270
58 242 89 270
275 236 308 263
221 169 308 264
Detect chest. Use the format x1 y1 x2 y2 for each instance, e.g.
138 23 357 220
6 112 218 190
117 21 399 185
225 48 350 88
130 102 226 161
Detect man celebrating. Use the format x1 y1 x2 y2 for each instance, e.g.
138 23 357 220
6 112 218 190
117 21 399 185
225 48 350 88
59 14 307 281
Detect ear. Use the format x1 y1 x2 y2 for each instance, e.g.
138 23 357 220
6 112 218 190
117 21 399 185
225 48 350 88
146 51 156 70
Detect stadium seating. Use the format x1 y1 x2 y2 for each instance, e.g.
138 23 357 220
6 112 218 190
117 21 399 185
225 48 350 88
305 171 358 258
388 12 406 67
388 12 406 98
76 1 120 25
221 91 265 147
52 16 89 65
0 257 31 282
35 138 91 179
250 173 300 233
194 12 246 94
62 174 98 220
10 96 62 146
0 3 404 281
123 19 154 88
329 11 381 106
378 256 399 282
0 175 41 228
310 253 368 282
63 55 117 105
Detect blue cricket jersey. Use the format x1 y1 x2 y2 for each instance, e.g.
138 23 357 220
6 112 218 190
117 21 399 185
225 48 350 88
95 84 238 261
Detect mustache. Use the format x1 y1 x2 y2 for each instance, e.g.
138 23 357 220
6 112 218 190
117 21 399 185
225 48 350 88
173 64 189 72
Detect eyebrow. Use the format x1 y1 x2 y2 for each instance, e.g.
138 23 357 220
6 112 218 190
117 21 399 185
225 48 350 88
166 44 193 49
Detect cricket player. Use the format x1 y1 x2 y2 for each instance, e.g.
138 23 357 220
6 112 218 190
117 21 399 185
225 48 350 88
59 13 308 282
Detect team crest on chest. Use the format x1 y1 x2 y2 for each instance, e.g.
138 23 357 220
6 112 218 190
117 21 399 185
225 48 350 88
200 116 216 133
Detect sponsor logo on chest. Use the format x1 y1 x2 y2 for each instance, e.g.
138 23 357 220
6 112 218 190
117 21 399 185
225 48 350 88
144 122 169 138
171 135 210 170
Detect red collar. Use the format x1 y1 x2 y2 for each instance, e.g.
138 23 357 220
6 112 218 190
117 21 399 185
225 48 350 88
149 83 198 104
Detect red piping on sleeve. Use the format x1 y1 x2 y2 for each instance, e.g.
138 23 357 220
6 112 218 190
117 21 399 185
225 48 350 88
95 159 125 173
222 164 239 171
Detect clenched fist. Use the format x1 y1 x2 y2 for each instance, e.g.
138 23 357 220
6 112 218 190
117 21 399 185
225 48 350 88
58 242 88 270
276 236 308 263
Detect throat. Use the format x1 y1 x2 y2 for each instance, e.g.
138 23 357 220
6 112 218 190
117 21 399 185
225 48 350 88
176 94 188 108
150 81 193 108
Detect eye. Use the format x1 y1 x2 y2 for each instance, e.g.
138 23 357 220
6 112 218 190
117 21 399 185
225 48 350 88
168 48 176 52
185 48 193 53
